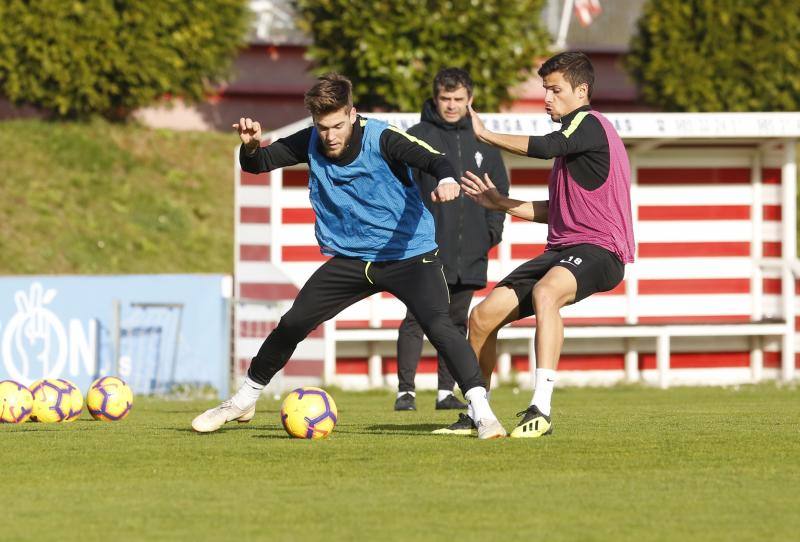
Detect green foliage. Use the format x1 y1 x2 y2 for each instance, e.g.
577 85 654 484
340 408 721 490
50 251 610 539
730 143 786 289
295 0 551 111
627 0 800 111
0 0 249 119
0 119 236 274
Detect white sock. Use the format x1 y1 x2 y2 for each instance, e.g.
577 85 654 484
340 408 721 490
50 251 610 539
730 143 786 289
464 391 492 422
467 390 489 420
437 390 453 402
397 391 416 398
231 376 264 410
530 368 556 416
465 387 496 422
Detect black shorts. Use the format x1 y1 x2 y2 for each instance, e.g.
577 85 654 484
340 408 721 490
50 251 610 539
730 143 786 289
496 243 624 318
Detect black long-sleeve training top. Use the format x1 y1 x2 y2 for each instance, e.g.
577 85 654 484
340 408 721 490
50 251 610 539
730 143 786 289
240 115 457 184
526 105 611 191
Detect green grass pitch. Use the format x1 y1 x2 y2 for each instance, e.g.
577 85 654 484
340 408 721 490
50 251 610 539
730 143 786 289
2 384 798 541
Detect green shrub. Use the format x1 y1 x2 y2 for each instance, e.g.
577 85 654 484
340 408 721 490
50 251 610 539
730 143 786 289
0 0 249 119
627 0 800 111
295 0 551 111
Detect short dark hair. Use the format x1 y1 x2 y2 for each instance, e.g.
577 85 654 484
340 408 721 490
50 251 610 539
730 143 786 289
433 68 473 98
537 52 595 98
304 73 353 117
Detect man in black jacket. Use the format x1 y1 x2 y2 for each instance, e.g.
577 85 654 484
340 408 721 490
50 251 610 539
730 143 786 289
394 68 509 411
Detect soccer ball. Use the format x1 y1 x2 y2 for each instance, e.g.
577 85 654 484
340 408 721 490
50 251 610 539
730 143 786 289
86 377 133 421
57 379 84 422
280 387 338 439
0 380 34 424
31 379 73 423
27 379 43 421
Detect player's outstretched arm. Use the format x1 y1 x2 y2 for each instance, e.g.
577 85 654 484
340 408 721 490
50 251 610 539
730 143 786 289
233 117 262 155
469 105 529 156
235 119 311 174
461 171 548 223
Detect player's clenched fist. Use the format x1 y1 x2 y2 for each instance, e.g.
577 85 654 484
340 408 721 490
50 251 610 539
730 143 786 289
233 117 262 153
431 181 461 203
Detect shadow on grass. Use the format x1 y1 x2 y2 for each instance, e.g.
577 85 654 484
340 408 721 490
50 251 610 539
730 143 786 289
4 419 106 431
156 408 281 415
250 424 446 439
169 423 447 438
342 423 444 435
172 425 267 434
1 426 62 432
251 433 295 440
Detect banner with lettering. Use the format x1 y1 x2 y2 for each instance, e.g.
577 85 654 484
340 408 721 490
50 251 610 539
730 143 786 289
0 275 231 396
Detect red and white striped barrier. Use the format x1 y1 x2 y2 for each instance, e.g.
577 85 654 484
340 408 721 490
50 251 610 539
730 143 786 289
234 113 800 390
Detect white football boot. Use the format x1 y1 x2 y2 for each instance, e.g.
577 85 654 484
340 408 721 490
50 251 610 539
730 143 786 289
476 418 507 439
191 400 256 433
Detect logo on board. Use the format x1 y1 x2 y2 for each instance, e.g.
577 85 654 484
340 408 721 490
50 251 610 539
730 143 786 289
1 282 96 383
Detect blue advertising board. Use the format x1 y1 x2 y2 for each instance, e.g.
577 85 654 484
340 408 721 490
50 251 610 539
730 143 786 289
0 275 230 397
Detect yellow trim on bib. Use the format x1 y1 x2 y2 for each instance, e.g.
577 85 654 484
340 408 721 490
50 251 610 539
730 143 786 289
562 111 588 139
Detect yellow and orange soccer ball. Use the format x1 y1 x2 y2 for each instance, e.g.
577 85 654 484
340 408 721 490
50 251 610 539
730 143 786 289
30 378 74 423
0 380 34 424
280 387 338 439
0 376 132 424
58 378 85 422
86 376 133 421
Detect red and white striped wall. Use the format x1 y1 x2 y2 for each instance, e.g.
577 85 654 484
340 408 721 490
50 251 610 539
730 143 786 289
234 113 800 390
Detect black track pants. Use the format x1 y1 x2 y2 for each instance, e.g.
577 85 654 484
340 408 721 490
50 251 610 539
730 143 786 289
396 283 475 392
247 250 485 393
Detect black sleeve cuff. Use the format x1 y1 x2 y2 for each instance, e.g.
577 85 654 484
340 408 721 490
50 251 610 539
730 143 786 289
430 154 458 181
239 144 260 171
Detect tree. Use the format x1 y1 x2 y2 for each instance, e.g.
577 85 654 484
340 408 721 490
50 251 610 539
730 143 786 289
626 0 800 112
294 0 551 111
0 0 249 119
